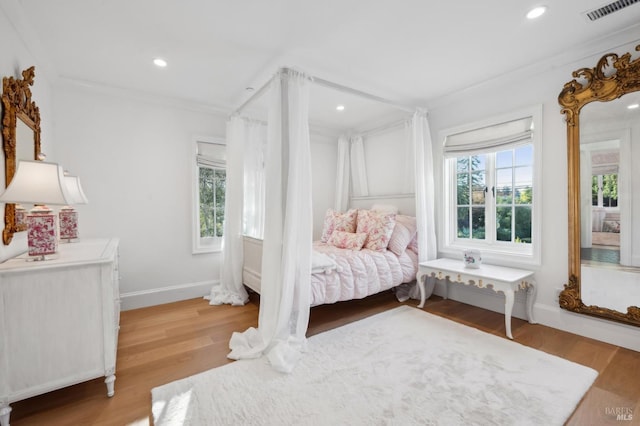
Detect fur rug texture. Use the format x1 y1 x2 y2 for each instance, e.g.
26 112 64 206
152 306 597 425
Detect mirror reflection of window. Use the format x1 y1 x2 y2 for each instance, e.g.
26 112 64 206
591 174 618 208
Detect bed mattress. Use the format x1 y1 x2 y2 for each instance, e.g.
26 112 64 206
310 241 418 306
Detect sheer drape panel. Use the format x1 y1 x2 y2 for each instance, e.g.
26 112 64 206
205 117 249 306
243 120 267 239
350 135 369 197
229 69 313 373
413 110 437 262
334 135 350 211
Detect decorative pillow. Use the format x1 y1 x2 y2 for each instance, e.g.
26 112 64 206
320 209 358 242
388 215 418 256
408 232 419 254
371 204 399 215
356 209 397 251
327 231 368 250
602 220 620 233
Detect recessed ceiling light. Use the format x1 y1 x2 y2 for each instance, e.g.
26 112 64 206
336 105 345 112
153 58 168 68
526 6 547 19
628 103 639 109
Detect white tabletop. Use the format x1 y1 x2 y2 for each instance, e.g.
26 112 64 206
0 238 119 273
419 258 534 282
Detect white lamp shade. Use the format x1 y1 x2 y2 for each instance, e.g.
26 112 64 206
63 175 89 205
0 160 72 205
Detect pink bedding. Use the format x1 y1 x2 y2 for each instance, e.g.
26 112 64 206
310 241 418 306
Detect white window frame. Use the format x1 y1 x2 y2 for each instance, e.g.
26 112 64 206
439 105 543 267
192 135 225 254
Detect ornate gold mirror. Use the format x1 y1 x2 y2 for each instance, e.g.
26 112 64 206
2 66 42 245
558 45 640 326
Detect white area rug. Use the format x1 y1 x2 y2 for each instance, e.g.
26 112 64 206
152 306 597 425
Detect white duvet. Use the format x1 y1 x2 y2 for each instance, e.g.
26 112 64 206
310 241 418 306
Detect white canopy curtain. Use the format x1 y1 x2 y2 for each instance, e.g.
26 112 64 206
205 116 250 306
242 119 267 239
334 134 370 211
206 117 266 306
413 109 437 263
350 135 369 197
395 110 437 302
228 68 313 373
334 136 350 211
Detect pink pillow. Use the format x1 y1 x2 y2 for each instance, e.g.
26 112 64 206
356 209 396 251
327 231 367 250
408 232 419 254
321 209 358 242
388 215 417 256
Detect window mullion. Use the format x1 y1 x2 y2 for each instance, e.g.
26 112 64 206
486 154 496 244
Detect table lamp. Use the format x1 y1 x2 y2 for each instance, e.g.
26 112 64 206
0 160 71 260
59 174 89 242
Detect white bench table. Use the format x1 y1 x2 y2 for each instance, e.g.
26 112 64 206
416 258 537 339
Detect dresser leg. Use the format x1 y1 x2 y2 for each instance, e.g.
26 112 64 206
105 374 116 397
0 403 11 426
504 290 514 339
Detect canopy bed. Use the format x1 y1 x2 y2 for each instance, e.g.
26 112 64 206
558 44 640 327
244 201 421 307
206 68 437 372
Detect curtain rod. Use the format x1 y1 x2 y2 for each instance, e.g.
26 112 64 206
311 76 415 114
232 75 274 116
232 67 417 116
357 118 409 139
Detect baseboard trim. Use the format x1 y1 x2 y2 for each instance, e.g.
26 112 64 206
120 280 216 311
432 280 640 352
531 302 640 352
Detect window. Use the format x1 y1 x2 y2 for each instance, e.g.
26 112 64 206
441 107 542 265
592 174 618 207
193 136 226 253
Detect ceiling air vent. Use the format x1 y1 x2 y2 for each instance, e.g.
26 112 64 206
584 0 640 21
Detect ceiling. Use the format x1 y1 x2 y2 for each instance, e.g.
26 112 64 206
8 0 640 131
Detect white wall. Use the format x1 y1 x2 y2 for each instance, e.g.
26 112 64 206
424 35 640 351
53 84 228 309
0 4 55 262
363 126 412 196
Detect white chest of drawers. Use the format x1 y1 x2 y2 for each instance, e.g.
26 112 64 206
0 238 120 426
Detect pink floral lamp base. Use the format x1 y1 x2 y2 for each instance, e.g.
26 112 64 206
26 209 58 258
59 208 78 241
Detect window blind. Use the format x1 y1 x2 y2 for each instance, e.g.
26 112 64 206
443 116 533 157
197 141 226 168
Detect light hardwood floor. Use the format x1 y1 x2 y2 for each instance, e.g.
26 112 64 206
9 290 640 425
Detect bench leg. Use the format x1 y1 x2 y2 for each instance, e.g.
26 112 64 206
504 290 515 339
526 284 537 324
416 272 427 308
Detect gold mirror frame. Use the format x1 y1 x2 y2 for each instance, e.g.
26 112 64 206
558 45 640 326
2 66 42 245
